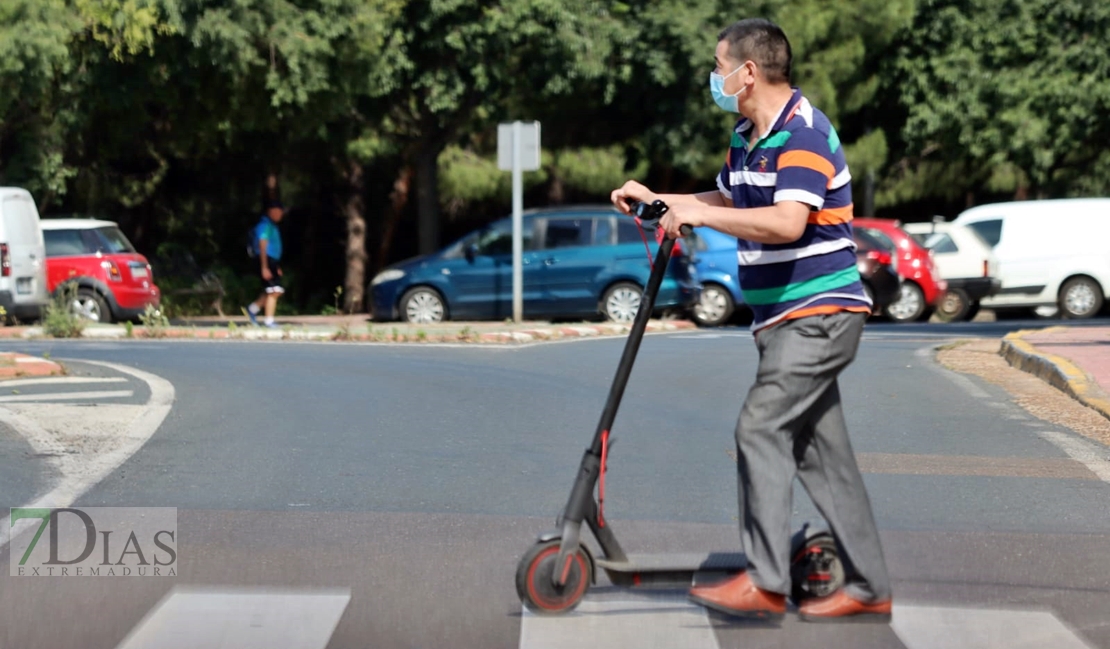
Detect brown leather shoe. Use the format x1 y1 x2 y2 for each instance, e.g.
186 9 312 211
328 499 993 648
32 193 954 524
798 589 892 623
688 572 786 621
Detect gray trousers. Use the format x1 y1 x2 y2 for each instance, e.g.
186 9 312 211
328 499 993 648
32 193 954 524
736 311 891 601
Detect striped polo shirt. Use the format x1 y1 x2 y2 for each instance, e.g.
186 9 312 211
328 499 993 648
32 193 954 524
717 88 871 331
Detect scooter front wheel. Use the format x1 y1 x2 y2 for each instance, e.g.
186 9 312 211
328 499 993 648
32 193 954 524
516 540 592 614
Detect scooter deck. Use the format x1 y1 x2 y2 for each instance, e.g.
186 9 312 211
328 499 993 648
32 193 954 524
595 552 746 588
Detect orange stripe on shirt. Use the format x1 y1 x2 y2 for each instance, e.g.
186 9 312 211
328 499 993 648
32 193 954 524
808 204 854 225
781 304 872 322
778 150 835 181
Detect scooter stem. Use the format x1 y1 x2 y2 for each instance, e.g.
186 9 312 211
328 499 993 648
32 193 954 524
553 200 687 585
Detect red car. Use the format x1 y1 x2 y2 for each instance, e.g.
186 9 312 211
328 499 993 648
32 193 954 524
853 218 946 323
41 219 161 323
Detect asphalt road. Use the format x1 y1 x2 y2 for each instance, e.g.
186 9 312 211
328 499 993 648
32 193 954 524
1 318 1109 649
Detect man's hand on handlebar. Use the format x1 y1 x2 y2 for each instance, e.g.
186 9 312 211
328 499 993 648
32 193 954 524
659 203 699 240
610 180 658 216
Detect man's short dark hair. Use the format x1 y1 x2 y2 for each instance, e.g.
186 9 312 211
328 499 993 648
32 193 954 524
718 19 792 85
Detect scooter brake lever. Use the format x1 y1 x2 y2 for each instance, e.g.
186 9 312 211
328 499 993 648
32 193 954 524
629 199 670 222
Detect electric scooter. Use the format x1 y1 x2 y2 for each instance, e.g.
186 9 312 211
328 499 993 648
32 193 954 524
515 199 844 614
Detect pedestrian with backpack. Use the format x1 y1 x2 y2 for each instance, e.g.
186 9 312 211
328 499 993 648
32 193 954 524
245 202 285 327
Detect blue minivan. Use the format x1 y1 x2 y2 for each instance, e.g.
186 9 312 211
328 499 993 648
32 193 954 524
369 206 700 323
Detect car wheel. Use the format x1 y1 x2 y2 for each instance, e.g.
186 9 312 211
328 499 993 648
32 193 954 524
935 288 973 322
71 288 112 323
602 282 642 323
1059 276 1103 319
692 282 735 327
885 281 925 323
400 287 447 324
965 302 981 322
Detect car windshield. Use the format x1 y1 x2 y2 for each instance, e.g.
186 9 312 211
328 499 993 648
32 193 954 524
94 226 136 253
857 228 896 253
44 226 136 256
442 219 533 259
923 232 959 253
967 219 1002 248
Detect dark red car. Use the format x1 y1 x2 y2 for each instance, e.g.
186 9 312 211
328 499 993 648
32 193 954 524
854 228 901 313
853 217 946 323
41 219 161 323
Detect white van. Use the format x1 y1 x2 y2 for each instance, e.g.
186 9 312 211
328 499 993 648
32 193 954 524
903 220 1000 321
0 188 50 321
952 198 1110 318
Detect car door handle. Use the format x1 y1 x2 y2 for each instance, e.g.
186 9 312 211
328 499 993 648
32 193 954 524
544 258 558 266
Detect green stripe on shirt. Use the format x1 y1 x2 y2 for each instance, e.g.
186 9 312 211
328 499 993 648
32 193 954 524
827 127 841 153
742 266 861 306
757 131 792 149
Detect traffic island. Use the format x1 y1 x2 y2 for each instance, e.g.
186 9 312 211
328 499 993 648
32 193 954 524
0 319 699 345
0 353 64 379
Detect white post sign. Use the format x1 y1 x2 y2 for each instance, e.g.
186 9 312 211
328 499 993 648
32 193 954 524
498 121 541 323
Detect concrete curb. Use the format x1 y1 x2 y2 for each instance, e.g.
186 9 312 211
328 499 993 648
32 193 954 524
999 328 1110 423
0 320 698 345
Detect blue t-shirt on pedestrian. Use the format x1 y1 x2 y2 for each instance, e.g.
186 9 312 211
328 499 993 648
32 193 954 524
254 216 282 261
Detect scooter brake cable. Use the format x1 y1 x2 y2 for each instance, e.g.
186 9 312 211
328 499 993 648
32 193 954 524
633 217 655 270
598 429 610 527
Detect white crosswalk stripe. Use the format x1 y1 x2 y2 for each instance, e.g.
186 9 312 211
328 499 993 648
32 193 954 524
114 587 351 649
520 592 719 649
892 604 1094 649
518 595 1095 649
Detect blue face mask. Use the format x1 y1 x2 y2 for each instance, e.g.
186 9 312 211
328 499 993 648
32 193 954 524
709 64 746 113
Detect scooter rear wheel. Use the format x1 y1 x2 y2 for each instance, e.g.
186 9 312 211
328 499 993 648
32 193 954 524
516 540 592 614
790 531 845 603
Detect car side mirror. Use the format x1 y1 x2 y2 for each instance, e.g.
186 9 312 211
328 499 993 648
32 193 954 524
465 243 478 262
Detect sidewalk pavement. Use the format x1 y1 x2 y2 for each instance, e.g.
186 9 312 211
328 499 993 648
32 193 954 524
1001 326 1110 425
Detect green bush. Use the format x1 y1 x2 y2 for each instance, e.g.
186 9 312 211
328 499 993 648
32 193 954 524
138 304 170 338
42 286 86 338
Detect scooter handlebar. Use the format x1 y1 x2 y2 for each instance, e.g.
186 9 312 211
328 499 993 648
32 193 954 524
627 199 692 237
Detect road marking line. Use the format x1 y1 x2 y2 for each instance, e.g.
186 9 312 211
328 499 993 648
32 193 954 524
114 587 351 649
1037 430 1110 483
856 453 1098 480
892 604 1093 649
0 360 173 551
520 592 719 649
916 346 991 399
0 389 134 402
0 376 127 388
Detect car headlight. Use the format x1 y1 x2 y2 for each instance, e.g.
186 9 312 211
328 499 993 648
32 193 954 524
371 269 405 286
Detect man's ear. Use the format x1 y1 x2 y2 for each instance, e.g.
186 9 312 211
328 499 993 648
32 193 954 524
744 60 759 84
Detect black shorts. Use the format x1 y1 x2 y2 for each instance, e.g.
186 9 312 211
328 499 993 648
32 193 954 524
261 258 284 294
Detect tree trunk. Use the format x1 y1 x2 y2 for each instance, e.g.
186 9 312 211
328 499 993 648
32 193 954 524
377 165 413 275
263 172 281 205
341 160 368 313
414 143 442 255
548 172 565 204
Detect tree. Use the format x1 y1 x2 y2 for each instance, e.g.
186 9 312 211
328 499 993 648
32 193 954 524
358 0 630 259
887 0 1110 206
